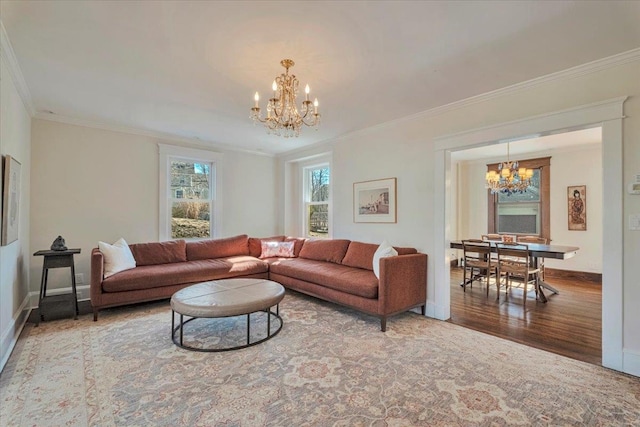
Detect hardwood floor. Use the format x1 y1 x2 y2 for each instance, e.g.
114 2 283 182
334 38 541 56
448 266 602 365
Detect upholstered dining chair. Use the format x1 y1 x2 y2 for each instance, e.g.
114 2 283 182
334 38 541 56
495 242 541 306
462 240 496 296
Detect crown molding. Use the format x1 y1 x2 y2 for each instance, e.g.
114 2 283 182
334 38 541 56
316 48 640 147
33 112 274 157
0 20 36 116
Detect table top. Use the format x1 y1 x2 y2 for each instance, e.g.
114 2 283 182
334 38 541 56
33 248 81 257
450 240 579 260
171 278 285 318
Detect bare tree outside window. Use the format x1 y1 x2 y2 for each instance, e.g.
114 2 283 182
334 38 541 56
170 161 212 238
306 166 330 238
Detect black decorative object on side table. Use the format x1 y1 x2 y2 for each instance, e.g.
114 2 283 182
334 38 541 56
33 246 81 325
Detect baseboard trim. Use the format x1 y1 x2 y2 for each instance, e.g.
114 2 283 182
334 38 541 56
0 294 32 373
28 285 91 308
623 349 640 378
545 268 601 282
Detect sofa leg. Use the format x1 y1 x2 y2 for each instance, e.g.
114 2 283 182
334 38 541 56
93 308 98 322
380 317 387 332
421 305 426 316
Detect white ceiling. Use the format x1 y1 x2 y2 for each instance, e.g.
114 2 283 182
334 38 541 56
1 1 639 155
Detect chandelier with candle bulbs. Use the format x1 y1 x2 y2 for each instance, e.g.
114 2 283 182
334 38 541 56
485 143 534 195
250 59 320 137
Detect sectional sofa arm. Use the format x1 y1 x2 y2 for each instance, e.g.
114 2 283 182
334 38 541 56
378 253 428 315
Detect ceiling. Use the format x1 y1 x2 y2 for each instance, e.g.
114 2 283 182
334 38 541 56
1 1 639 155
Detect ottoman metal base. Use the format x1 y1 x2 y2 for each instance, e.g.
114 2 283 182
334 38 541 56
171 305 283 352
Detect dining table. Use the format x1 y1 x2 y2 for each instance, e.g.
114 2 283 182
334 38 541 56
450 240 580 303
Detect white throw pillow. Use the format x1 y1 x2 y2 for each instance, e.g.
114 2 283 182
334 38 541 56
98 238 137 278
372 240 398 279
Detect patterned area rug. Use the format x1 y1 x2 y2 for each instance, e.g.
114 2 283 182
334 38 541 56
1 291 639 426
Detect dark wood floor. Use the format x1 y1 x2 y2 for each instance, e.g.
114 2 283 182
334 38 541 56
448 266 602 365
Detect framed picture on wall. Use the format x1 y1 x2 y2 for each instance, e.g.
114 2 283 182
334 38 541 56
353 177 397 223
567 185 586 231
2 155 22 246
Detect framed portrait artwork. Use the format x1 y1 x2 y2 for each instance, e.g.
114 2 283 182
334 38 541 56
353 177 397 223
2 155 22 245
567 185 586 231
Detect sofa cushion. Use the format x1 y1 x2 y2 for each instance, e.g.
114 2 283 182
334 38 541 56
373 241 398 279
341 241 378 270
186 234 250 261
101 256 268 293
285 237 306 257
98 238 137 278
129 240 187 266
298 239 351 264
248 235 285 257
341 241 418 271
260 241 295 259
269 258 378 299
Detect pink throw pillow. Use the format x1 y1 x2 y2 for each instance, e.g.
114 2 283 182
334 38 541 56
260 241 295 259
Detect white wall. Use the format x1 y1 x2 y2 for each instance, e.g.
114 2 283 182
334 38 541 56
0 58 31 369
30 119 278 297
277 58 640 374
454 144 603 273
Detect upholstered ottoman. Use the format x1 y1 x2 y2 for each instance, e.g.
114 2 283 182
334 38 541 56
170 278 284 352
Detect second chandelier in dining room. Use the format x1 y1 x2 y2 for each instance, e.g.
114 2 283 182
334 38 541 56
250 59 320 138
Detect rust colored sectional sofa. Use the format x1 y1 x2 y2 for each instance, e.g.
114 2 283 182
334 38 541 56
91 234 427 331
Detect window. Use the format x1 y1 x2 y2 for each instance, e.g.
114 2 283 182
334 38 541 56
303 164 330 238
496 169 541 234
488 157 550 241
159 145 221 241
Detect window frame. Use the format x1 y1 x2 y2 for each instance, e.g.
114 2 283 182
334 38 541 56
159 144 222 241
487 156 551 241
302 162 331 239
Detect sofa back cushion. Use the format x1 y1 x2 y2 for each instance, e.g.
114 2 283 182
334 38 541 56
129 240 187 266
285 237 306 257
298 239 351 264
395 246 418 255
342 241 418 270
186 234 250 261
341 241 378 270
248 236 285 257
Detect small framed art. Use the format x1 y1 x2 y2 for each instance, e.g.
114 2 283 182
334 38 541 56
567 185 586 231
2 155 22 246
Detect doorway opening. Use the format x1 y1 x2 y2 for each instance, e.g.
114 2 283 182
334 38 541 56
432 97 626 372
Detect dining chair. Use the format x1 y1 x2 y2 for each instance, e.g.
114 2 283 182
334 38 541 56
495 242 541 306
462 239 496 296
516 235 548 280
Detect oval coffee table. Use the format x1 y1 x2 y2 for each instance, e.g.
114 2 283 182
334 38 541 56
170 278 285 352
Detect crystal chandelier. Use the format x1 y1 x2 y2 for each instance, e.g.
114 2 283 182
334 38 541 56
250 59 320 138
485 143 534 194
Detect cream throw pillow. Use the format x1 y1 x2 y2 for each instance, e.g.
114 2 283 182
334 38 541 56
372 240 398 279
98 238 136 278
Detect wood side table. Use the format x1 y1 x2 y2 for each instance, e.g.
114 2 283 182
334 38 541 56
33 248 81 325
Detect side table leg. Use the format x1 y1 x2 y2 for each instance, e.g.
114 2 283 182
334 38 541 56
70 261 79 319
37 265 48 327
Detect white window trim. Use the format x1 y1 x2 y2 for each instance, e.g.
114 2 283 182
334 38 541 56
159 144 223 241
301 159 332 239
